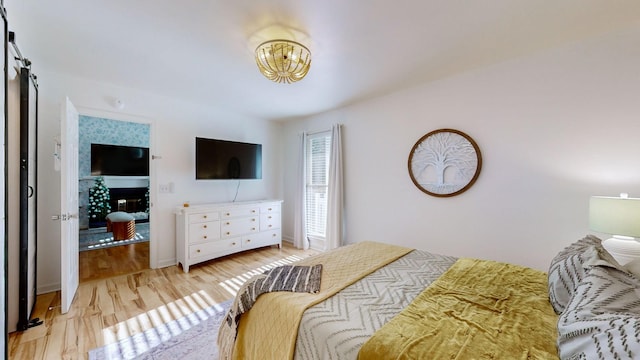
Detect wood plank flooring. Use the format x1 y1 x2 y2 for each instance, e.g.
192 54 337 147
8 242 319 360
79 242 150 282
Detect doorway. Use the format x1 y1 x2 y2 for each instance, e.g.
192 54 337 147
76 115 151 281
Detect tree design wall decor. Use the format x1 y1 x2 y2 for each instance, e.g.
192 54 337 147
408 129 482 197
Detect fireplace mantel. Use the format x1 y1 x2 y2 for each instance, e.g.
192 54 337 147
81 176 149 189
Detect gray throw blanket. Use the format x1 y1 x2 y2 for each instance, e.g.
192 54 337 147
217 264 323 360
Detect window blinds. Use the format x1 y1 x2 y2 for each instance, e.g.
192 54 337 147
305 132 331 238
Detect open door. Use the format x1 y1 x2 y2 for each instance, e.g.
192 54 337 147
60 97 79 314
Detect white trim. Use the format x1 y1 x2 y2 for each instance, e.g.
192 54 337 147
75 107 158 269
37 282 60 295
157 258 177 269
309 238 325 252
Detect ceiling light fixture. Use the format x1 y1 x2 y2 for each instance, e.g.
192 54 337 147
255 39 311 84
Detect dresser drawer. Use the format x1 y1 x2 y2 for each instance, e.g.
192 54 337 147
221 216 258 238
188 212 219 224
221 207 259 218
260 204 281 214
260 213 280 231
188 221 221 244
242 229 281 249
189 238 241 259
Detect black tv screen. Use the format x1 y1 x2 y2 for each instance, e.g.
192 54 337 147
196 137 262 179
91 144 149 176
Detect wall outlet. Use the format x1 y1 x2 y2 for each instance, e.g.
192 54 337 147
159 184 170 193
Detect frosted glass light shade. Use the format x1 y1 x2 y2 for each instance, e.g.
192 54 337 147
589 196 640 237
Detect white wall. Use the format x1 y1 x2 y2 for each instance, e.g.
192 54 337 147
33 70 282 293
282 24 640 271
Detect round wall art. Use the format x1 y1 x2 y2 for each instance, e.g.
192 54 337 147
408 128 482 197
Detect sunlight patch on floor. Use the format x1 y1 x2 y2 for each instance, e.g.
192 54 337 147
101 289 222 348
86 231 147 250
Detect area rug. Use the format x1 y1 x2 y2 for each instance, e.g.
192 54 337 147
88 299 231 360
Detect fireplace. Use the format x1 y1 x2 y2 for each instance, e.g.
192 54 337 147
108 187 149 222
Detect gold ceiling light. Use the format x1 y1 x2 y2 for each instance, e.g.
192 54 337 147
255 39 311 84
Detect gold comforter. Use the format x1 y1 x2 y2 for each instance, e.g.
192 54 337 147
358 258 559 359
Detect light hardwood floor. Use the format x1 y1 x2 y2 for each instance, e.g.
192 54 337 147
8 242 319 360
79 242 150 282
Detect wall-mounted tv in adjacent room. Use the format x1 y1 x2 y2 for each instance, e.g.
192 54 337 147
91 143 150 176
196 137 262 180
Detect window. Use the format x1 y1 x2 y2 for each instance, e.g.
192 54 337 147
305 132 331 239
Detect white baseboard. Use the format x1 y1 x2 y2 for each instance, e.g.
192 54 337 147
309 239 325 252
156 258 177 269
282 235 324 252
37 282 61 295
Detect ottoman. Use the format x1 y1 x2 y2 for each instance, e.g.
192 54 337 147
106 212 136 241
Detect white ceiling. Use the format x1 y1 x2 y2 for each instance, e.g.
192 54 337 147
8 1 640 121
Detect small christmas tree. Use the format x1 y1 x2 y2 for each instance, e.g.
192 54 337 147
89 176 111 224
145 186 150 214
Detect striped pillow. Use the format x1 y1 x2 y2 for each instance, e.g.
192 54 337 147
547 235 602 314
557 259 640 359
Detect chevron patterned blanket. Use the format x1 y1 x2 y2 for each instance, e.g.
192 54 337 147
294 249 457 359
227 241 413 360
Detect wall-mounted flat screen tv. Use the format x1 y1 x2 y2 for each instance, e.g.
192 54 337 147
91 143 150 176
195 137 262 180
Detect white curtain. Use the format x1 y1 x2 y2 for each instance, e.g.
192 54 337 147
293 132 309 249
325 124 344 250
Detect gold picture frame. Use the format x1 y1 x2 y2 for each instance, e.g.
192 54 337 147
408 129 482 197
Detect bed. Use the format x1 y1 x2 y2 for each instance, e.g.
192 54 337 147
218 237 640 360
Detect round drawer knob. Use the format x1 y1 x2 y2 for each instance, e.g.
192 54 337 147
268 225 272 228
226 213 230 216
204 215 207 219
247 239 251 242
203 225 207 228
204 236 207 239
251 227 256 231
226 232 230 235
232 242 236 246
196 249 201 253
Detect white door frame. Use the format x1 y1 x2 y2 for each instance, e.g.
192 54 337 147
74 106 157 269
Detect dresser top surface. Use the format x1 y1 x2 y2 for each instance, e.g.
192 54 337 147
175 199 282 214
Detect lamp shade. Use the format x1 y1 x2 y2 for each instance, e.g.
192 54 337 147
589 196 640 238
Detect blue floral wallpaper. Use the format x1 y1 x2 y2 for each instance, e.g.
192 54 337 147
78 116 150 229
78 115 150 177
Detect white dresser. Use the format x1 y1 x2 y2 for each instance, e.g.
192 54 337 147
175 199 282 272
